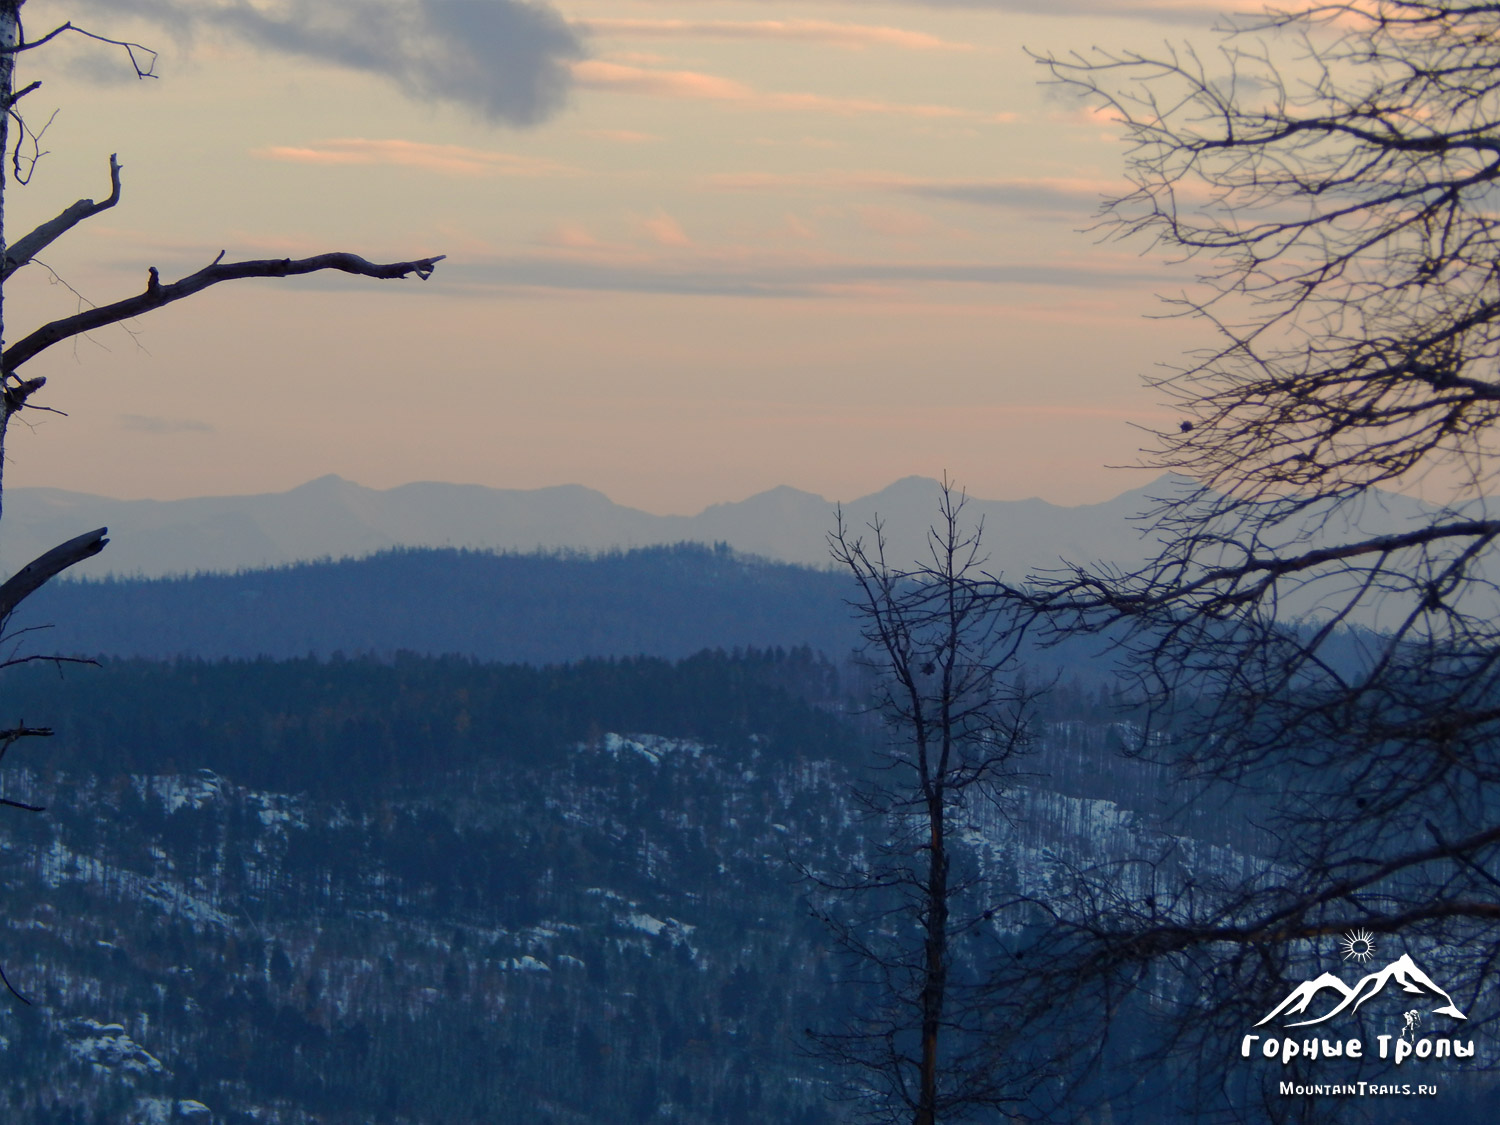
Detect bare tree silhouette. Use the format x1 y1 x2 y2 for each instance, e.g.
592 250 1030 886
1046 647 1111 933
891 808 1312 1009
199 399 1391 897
808 480 1045 1123
992 2 1500 1117
0 0 441 1001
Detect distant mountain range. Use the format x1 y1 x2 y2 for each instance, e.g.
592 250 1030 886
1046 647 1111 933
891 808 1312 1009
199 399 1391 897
1 473 1471 654
0 473 1199 579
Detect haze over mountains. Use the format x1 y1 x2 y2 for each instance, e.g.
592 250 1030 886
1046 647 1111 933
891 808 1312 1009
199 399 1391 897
2 473 1191 579
3 473 1470 661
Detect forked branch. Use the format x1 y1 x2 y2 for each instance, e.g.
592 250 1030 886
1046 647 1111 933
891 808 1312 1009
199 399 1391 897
2 152 120 281
5 21 158 80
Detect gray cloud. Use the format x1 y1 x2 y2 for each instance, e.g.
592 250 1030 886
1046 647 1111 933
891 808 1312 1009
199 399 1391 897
63 0 584 126
437 254 1166 299
118 414 215 434
708 171 1118 219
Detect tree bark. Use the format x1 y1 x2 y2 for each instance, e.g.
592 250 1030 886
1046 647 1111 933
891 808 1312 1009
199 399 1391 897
917 795 948 1125
0 526 106 622
0 1 23 524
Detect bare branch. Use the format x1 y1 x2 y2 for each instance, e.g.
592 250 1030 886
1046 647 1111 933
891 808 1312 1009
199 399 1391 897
995 5 1500 1111
0 961 31 1005
3 251 445 375
0 526 106 621
3 153 119 280
8 21 157 79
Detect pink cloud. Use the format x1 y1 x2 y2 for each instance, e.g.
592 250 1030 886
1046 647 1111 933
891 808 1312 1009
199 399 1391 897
607 0 1243 24
783 214 817 240
763 91 1001 120
582 129 663 144
254 138 568 177
599 50 675 66
546 222 607 250
570 60 1010 121
572 60 752 101
642 211 693 248
572 18 976 52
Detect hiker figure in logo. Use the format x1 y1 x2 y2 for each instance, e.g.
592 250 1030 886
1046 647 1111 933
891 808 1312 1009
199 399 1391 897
1402 1010 1422 1042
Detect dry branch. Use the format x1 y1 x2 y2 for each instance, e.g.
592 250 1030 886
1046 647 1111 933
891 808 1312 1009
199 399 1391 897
0 525 105 620
2 251 445 375
2 152 119 280
982 5 1500 1109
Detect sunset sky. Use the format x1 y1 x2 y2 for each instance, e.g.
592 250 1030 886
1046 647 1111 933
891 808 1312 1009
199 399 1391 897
5 0 1239 513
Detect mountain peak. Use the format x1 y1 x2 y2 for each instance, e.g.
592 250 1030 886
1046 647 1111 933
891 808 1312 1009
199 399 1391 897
1253 972 1354 1027
288 474 358 494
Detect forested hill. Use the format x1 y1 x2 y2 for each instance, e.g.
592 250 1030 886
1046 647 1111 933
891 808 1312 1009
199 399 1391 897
0 649 867 1122
0 649 858 798
18 543 864 664
0 649 1213 1123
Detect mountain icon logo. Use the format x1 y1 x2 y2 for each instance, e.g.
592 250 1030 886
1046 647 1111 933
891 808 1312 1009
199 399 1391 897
1255 953 1467 1029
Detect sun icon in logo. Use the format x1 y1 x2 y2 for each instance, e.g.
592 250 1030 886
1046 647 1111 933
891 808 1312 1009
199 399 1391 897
1340 929 1377 963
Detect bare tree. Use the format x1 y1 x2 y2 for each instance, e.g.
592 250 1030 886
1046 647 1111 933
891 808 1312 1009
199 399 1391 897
0 0 441 998
0 3 441 616
985 1 1500 1115
807 481 1042 1124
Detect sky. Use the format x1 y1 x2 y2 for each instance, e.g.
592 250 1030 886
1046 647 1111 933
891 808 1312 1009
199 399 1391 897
2 0 1243 514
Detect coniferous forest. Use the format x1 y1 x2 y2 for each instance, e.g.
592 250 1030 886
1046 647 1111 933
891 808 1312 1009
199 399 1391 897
0 642 1182 1125
0 546 1492 1125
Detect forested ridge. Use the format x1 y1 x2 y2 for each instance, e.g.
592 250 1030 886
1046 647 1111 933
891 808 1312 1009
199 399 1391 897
2 648 855 797
0 649 861 1123
17 544 865 665
0 648 1220 1124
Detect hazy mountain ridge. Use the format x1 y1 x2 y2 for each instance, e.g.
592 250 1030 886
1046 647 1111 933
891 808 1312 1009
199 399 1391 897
9 475 1464 663
15 542 1146 670
0 474 1188 580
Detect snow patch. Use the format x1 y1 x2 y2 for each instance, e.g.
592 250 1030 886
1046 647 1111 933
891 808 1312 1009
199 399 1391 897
621 912 696 943
135 1097 211 1123
586 733 705 765
65 1019 166 1077
623 912 669 936
250 791 308 830
42 839 234 930
505 955 550 972
142 770 221 813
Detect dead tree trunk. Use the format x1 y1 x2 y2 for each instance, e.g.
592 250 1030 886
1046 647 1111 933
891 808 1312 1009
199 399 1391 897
0 0 20 521
917 787 948 1125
